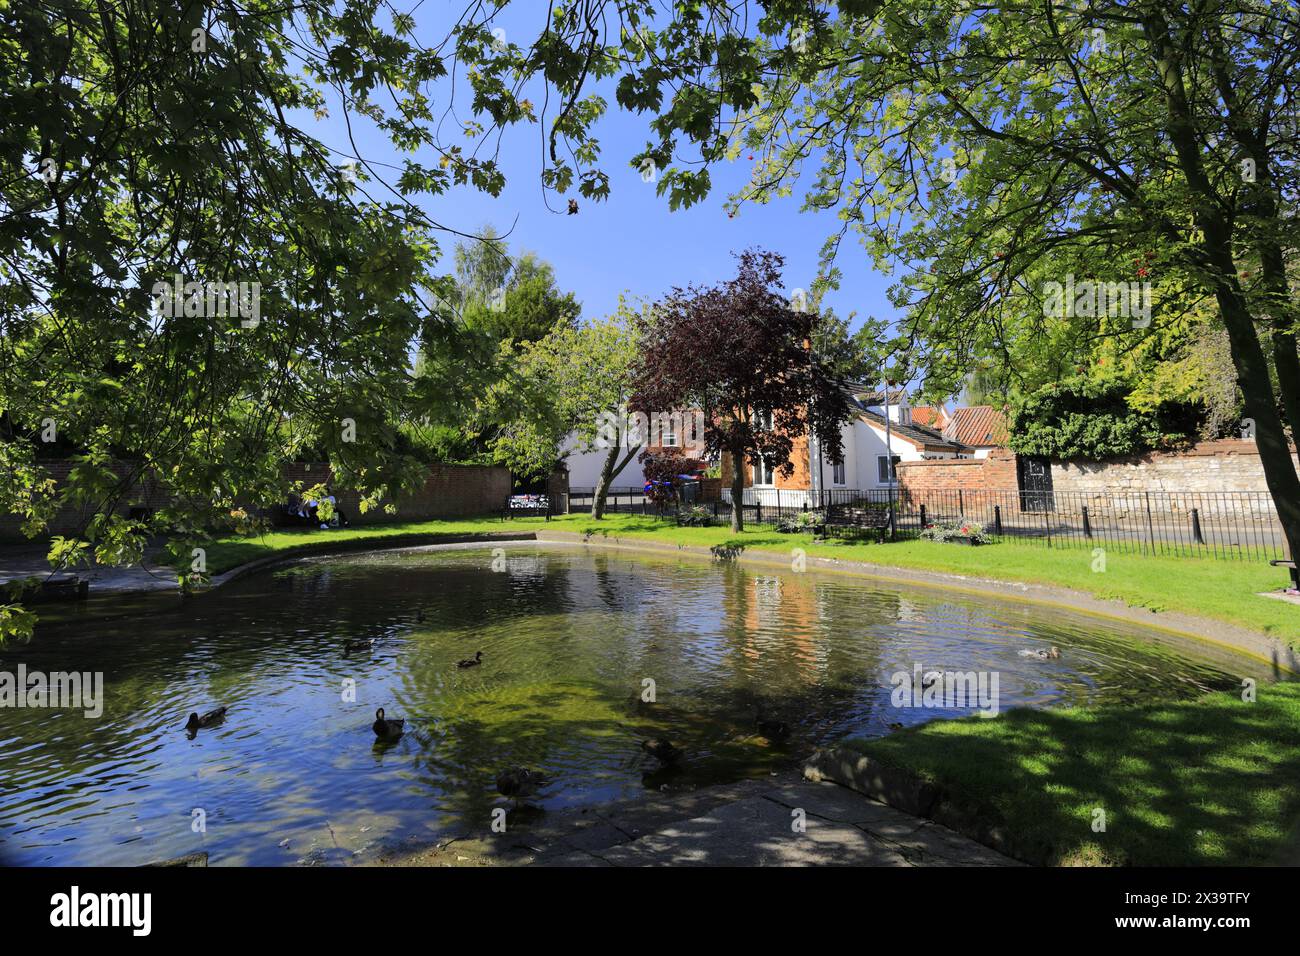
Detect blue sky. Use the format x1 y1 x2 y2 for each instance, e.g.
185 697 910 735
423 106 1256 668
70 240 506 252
296 9 898 340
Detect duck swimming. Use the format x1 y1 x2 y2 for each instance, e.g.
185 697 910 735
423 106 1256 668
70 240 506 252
372 707 405 740
456 651 483 669
496 767 547 807
641 737 683 765
1018 646 1061 660
185 707 227 732
755 709 790 742
344 637 376 654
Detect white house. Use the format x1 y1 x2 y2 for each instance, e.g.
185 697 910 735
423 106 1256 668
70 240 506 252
561 386 980 503
726 386 970 507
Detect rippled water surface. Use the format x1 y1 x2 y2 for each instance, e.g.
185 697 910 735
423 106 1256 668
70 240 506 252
0 543 1273 865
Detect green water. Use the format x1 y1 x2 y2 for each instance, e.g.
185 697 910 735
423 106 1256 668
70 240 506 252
0 543 1273 866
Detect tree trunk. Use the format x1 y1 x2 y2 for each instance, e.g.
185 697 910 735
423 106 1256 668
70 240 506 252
729 447 745 532
1143 10 1300 564
1212 283 1300 562
591 444 639 520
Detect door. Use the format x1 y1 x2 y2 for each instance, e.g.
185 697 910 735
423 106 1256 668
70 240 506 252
1017 456 1055 512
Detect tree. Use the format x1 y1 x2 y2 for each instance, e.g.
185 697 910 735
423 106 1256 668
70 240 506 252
811 307 887 385
1009 378 1181 461
488 303 641 518
630 249 850 532
440 1 1300 564
640 448 707 510
0 1 511 639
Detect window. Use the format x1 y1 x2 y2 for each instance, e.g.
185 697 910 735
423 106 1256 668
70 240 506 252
877 455 899 484
755 408 774 431
755 457 776 485
831 459 846 486
661 426 678 447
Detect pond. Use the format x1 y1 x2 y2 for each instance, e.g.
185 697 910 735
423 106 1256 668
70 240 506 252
0 542 1274 866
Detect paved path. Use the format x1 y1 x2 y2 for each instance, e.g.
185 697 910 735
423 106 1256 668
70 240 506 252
0 544 177 593
381 774 1018 867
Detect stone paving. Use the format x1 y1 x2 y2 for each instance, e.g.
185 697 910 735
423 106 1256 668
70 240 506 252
0 544 177 593
382 773 1018 867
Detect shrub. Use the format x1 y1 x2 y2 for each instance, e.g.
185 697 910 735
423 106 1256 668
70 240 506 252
1008 378 1187 460
677 505 715 526
776 510 825 533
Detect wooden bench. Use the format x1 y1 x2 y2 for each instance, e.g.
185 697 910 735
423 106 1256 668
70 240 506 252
501 495 552 521
816 504 892 542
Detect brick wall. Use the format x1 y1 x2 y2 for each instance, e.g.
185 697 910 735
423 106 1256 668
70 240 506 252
897 449 1019 500
894 441 1289 516
280 462 512 525
0 461 513 542
718 434 811 490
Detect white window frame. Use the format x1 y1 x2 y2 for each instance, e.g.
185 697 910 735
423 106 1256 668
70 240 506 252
754 457 776 487
877 454 899 484
831 459 846 486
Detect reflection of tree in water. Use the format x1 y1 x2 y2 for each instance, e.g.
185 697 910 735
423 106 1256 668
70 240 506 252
1 545 1263 864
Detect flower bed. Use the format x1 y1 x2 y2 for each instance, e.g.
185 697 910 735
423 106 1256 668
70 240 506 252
919 518 990 545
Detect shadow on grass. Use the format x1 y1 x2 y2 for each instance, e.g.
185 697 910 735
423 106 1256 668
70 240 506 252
850 682 1300 865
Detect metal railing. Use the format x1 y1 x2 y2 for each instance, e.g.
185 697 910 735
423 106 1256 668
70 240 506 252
567 486 654 514
703 487 1286 561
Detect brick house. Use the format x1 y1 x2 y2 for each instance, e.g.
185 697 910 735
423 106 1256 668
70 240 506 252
719 385 971 506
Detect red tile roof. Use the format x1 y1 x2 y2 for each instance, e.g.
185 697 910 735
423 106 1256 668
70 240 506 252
911 406 949 428
945 406 1009 447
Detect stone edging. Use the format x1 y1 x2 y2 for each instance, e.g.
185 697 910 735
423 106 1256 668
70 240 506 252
206 530 540 590
533 529 1300 675
803 747 1044 865
184 525 1294 673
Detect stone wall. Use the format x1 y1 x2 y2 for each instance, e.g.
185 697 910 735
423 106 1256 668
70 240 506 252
1050 440 1292 498
0 461 513 542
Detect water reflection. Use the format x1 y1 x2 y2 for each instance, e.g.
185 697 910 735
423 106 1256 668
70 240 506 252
0 544 1273 866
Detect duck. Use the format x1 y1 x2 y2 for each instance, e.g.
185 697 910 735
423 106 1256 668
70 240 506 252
641 737 683 765
372 707 405 740
456 650 483 669
1018 646 1061 661
344 637 376 654
888 722 904 732
755 709 790 742
496 767 547 807
185 707 227 732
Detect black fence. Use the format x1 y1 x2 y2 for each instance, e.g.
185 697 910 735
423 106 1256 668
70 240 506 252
705 487 1285 561
568 486 653 514
565 485 1284 562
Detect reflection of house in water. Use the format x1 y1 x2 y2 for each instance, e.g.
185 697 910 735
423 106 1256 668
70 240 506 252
893 595 928 623
735 572 824 679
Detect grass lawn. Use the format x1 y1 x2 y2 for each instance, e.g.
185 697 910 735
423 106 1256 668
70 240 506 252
193 511 1299 866
197 515 557 575
198 511 1297 641
841 682 1300 865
